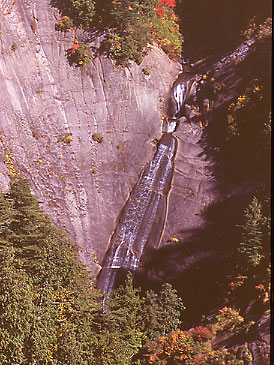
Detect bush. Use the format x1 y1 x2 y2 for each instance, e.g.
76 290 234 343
135 318 245 364
56 15 74 32
101 0 182 65
51 0 96 28
226 80 270 141
66 39 90 66
52 0 182 66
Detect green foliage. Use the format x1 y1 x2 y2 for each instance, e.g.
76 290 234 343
66 40 90 67
142 283 185 343
0 250 34 364
157 283 185 335
225 193 270 321
142 290 163 341
94 273 144 364
51 0 96 28
211 306 244 336
0 178 188 364
150 2 182 59
103 0 182 65
103 0 156 65
0 178 100 364
237 197 269 268
52 0 182 66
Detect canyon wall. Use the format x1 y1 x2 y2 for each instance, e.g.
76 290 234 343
0 0 179 273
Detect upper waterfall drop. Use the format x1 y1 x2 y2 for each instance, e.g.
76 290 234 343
167 62 198 120
96 61 200 295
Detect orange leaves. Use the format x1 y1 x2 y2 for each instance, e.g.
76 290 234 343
66 40 90 66
68 40 80 54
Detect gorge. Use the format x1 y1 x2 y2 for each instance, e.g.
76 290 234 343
0 0 271 363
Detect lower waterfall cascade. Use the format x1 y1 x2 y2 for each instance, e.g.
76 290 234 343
96 63 199 294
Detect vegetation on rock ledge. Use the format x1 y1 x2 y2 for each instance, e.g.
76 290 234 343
52 0 182 66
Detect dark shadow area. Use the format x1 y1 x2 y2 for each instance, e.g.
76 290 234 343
137 187 265 328
93 0 113 27
176 0 272 67
197 39 271 189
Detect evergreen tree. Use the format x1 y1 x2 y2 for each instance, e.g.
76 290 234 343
238 197 269 268
0 248 34 364
142 289 165 342
0 178 101 364
142 284 185 342
157 283 185 335
94 272 144 364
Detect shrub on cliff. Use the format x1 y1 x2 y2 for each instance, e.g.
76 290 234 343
51 0 96 28
52 0 182 65
134 310 251 364
103 0 182 65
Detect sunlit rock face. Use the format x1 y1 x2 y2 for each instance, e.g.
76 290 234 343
0 0 179 273
97 133 178 294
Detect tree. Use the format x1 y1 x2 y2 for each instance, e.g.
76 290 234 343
157 283 185 335
142 290 163 342
238 197 269 268
0 250 34 364
142 283 185 342
1 179 188 363
0 178 101 364
94 272 144 364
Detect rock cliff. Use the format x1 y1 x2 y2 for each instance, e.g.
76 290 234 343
0 1 271 362
0 0 179 273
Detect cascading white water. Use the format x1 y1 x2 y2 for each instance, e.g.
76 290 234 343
96 133 177 294
96 64 197 294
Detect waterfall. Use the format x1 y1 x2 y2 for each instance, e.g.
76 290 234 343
96 133 177 294
96 65 197 294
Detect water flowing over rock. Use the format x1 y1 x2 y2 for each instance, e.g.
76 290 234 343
0 0 178 274
0 0 270 361
97 133 177 293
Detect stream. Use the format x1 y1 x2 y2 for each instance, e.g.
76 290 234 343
96 64 198 294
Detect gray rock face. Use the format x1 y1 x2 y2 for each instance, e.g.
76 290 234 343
0 0 179 274
97 133 178 294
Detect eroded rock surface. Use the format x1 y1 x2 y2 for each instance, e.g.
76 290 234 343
0 0 178 273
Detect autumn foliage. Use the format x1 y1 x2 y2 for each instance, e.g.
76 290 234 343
54 0 182 66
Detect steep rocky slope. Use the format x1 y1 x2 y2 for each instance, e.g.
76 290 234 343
0 0 271 363
0 0 179 273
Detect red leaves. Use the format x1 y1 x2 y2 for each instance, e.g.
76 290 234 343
156 7 164 17
68 40 80 54
159 0 176 7
156 0 176 18
190 326 213 341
